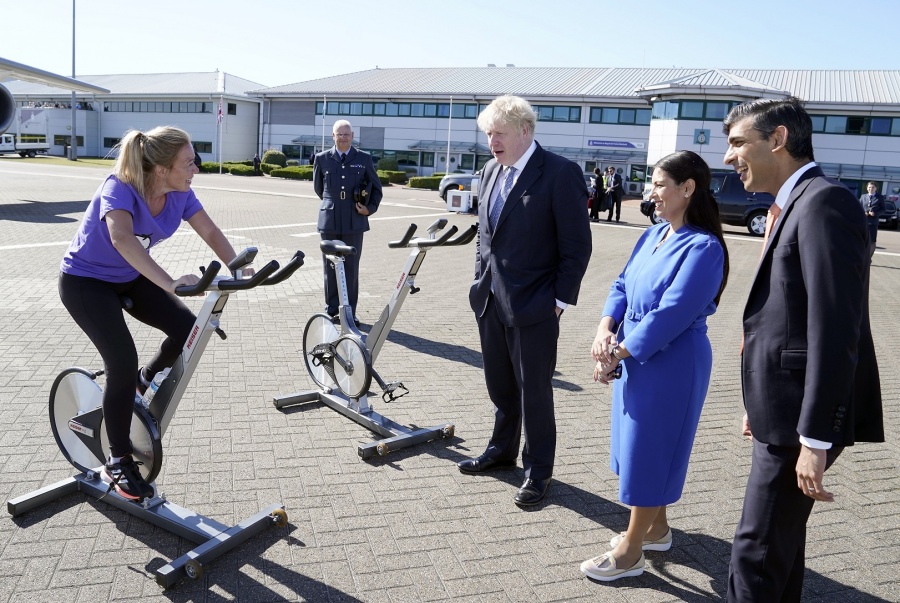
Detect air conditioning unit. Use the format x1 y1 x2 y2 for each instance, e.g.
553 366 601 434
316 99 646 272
447 190 472 213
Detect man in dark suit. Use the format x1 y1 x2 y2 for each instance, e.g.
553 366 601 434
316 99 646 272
457 95 592 507
722 97 883 603
604 166 624 222
313 120 382 325
860 181 885 258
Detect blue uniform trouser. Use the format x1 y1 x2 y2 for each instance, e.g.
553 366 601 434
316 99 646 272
320 231 364 316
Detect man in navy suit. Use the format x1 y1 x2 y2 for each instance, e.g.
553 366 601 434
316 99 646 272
723 97 883 602
313 120 382 324
859 181 885 258
457 95 592 507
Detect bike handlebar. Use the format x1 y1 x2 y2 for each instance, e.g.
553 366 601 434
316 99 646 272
217 260 279 291
387 223 417 248
414 224 458 248
444 224 477 246
175 261 221 296
174 249 304 296
261 250 305 286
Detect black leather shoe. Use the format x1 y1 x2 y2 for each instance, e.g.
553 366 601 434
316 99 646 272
457 454 516 474
514 478 551 506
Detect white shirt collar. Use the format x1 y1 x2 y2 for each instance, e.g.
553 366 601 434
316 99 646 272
774 161 817 209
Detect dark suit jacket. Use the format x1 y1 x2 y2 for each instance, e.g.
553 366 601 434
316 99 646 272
742 167 883 447
469 142 592 327
313 146 383 233
605 172 624 200
859 192 885 240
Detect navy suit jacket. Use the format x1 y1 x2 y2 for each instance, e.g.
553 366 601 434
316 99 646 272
742 167 883 447
469 142 592 327
313 146 383 233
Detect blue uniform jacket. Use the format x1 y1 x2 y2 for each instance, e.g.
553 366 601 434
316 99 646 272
313 146 383 233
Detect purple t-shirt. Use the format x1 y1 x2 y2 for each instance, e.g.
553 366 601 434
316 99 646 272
61 174 203 282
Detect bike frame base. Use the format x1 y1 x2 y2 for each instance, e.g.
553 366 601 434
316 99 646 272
273 390 454 460
7 473 284 588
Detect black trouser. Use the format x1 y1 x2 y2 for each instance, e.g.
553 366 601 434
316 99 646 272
606 194 621 221
58 272 196 457
320 231 364 317
727 439 843 603
476 295 559 480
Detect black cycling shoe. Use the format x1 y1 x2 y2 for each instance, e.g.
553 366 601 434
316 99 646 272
101 455 154 501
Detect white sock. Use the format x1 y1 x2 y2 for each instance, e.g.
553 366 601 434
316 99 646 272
109 455 123 465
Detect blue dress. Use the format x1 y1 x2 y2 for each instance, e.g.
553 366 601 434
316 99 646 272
601 223 725 507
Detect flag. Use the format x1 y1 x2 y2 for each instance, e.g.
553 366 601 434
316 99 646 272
217 98 224 125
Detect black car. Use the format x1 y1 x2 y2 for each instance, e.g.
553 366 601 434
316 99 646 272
643 171 774 236
879 199 898 229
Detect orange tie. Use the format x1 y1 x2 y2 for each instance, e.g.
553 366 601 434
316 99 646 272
761 204 782 256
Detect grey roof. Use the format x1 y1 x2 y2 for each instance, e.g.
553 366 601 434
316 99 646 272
3 71 265 98
254 67 900 105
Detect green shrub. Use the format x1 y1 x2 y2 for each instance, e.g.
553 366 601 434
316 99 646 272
199 161 225 173
229 164 257 176
379 170 408 184
286 159 300 166
375 172 390 186
432 172 446 178
262 148 287 167
260 162 278 175
408 176 442 190
376 157 399 171
270 166 314 180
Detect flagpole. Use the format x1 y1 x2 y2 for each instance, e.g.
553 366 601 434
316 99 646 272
321 94 327 153
446 96 452 175
217 95 224 174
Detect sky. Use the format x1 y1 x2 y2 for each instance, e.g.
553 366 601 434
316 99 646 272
2 0 898 88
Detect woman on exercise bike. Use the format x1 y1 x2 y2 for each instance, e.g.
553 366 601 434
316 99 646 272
58 125 251 501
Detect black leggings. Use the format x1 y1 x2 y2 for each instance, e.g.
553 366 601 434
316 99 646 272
58 272 196 457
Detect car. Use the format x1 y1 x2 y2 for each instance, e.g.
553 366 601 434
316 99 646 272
439 172 480 201
641 171 774 236
879 199 898 229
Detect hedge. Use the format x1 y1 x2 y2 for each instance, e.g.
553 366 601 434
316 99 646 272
376 157 399 171
229 164 258 176
260 162 278 175
262 148 287 167
375 172 390 186
380 170 408 184
270 166 313 180
408 176 442 190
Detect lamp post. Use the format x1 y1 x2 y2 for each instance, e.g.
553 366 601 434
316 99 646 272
69 0 77 161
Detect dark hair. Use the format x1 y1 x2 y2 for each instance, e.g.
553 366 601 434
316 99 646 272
654 150 730 305
867 181 877 187
593 167 602 176
722 96 814 162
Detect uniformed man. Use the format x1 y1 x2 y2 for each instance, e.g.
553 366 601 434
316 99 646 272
313 119 383 325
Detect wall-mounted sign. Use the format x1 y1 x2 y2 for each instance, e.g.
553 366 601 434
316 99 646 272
588 139 639 149
694 129 710 145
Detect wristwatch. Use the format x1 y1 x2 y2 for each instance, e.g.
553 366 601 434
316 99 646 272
611 346 623 361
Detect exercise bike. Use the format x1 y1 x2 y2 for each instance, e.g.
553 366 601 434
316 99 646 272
7 247 304 588
275 218 476 459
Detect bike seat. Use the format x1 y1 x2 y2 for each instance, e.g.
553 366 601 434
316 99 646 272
320 240 357 257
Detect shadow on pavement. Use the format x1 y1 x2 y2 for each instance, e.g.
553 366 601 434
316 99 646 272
0 199 89 223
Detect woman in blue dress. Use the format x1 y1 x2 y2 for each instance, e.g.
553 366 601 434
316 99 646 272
580 150 730 582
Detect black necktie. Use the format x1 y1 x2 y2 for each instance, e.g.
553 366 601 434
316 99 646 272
340 153 346 163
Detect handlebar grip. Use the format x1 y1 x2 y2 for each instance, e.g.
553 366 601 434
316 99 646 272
414 225 458 248
262 250 305 285
388 223 417 248
445 224 478 246
175 261 221 296
217 260 279 291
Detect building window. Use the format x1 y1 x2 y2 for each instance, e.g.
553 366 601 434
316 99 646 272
893 118 900 136
460 154 475 170
193 141 212 153
705 102 730 120
421 152 435 167
869 117 892 135
824 116 847 133
535 105 580 123
103 137 121 148
21 134 47 144
811 115 826 132
651 101 679 120
680 101 705 119
53 135 83 146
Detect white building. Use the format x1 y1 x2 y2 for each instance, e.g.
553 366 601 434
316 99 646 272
6 66 900 199
252 66 900 199
3 71 262 163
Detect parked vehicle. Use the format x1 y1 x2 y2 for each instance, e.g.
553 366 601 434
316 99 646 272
641 171 774 236
879 199 898 229
0 132 49 157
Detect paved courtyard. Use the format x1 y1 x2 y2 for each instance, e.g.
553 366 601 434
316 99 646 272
0 158 897 602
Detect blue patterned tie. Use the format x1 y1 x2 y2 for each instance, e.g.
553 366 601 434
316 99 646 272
489 166 517 230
